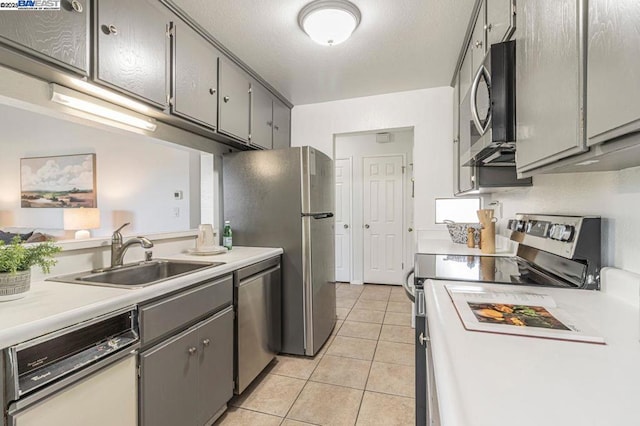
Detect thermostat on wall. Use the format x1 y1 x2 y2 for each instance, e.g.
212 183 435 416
173 190 183 200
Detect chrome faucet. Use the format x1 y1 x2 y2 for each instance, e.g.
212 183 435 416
111 223 154 268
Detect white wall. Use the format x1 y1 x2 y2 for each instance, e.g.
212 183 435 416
490 167 640 275
292 87 453 235
0 104 197 237
335 130 414 284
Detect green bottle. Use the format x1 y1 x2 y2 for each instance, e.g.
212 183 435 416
223 220 232 250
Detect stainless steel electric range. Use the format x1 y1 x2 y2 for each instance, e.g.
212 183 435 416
405 214 602 426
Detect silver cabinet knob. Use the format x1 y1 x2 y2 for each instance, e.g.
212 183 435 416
274 125 279 131
418 332 430 346
475 40 483 48
485 23 493 31
71 0 83 12
223 96 230 103
364 224 370 229
202 339 211 347
344 224 349 229
188 347 197 355
107 24 118 35
408 227 413 232
209 88 216 95
267 121 273 127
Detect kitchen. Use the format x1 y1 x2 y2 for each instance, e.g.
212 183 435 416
0 0 640 425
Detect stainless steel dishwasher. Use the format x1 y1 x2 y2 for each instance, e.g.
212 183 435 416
3 308 139 426
234 256 282 394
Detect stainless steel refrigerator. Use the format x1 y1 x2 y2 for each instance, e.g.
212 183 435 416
223 146 336 356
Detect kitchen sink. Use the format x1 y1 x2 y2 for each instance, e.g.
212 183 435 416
48 259 225 289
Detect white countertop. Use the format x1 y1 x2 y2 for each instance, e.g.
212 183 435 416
426 273 640 426
0 246 282 349
417 235 517 257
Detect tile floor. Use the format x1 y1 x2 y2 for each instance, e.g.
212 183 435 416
215 283 415 426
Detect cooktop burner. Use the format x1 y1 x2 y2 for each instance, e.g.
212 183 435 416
414 254 578 288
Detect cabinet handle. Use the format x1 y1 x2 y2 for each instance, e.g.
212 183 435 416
274 125 279 131
202 339 211 347
223 96 230 103
418 332 430 346
485 23 492 32
71 0 83 12
209 88 216 95
344 224 349 229
364 224 370 229
107 24 118 35
475 40 483 48
188 347 197 355
267 121 273 127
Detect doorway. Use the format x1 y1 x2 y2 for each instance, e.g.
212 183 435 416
334 128 414 286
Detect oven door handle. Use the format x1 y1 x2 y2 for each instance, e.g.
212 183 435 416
470 64 492 136
403 268 415 302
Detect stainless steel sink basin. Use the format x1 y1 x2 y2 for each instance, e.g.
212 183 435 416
48 259 225 289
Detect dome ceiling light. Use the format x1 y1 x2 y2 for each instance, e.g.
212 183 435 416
298 0 362 46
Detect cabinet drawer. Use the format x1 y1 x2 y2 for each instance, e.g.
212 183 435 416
140 275 232 345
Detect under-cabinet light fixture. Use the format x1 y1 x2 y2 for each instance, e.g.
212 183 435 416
50 84 157 132
298 0 361 46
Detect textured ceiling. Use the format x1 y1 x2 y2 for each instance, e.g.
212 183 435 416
171 0 475 105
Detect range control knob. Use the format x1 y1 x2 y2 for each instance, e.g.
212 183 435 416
549 224 575 242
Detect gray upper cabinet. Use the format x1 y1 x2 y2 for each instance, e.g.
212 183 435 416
171 21 219 129
470 2 486 76
250 83 274 149
0 0 89 74
273 98 291 149
515 0 587 173
587 0 640 146
95 0 168 107
219 59 251 142
486 0 516 47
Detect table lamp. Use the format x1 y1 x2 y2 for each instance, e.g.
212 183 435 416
63 208 100 239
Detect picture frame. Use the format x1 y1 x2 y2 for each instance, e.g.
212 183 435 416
20 154 97 208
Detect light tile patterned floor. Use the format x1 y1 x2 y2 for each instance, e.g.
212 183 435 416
215 283 415 426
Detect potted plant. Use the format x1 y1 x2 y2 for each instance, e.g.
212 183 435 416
0 236 61 301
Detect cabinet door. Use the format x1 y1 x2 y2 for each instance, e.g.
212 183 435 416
459 45 473 105
587 0 640 145
0 0 89 74
486 0 516 47
515 0 586 173
471 2 486 76
453 74 461 195
140 327 199 426
172 22 218 128
96 0 167 107
219 59 251 142
273 99 291 149
250 83 274 149
197 307 234 425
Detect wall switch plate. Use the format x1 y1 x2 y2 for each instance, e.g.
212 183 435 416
173 190 183 200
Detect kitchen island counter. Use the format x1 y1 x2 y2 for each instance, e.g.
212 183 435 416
426 268 640 426
0 246 282 349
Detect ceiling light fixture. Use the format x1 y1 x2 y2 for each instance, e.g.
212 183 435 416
50 84 157 132
298 0 361 46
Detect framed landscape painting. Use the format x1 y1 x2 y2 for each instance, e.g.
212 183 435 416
21 154 97 208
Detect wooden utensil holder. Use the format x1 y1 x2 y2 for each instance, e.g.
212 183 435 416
480 223 496 254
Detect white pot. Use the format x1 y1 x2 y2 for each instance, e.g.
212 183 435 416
0 270 31 301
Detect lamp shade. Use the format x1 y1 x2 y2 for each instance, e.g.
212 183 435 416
298 0 361 46
63 208 100 239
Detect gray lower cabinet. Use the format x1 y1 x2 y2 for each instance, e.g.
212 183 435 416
219 59 251 142
486 0 516 47
273 99 291 149
0 0 89 74
95 0 168 107
250 83 274 149
171 21 219 129
140 306 234 426
587 0 640 146
514 0 586 174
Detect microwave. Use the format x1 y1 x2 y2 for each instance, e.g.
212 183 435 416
460 40 516 166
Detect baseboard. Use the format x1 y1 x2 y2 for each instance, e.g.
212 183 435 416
350 280 364 285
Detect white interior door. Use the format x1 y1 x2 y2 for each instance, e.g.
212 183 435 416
335 158 352 282
363 155 404 285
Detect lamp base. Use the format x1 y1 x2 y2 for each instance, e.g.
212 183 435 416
74 229 90 240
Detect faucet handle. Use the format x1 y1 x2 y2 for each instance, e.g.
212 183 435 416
145 250 153 262
114 222 130 234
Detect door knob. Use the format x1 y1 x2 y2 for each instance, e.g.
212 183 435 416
344 224 349 229
364 224 370 229
188 347 197 355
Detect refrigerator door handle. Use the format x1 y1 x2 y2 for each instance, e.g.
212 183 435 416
301 212 334 219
